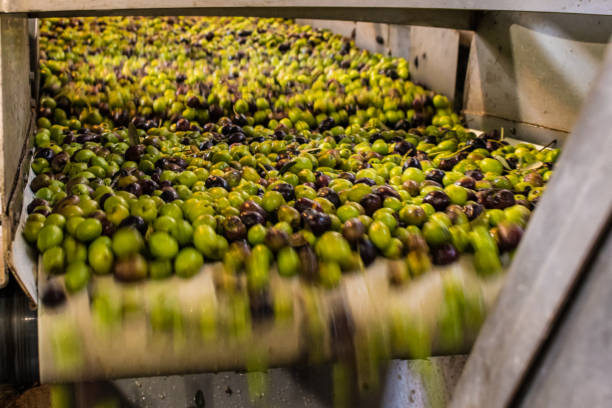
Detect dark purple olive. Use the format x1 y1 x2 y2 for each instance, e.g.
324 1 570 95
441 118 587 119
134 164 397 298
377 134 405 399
249 288 274 322
294 197 322 214
101 218 116 236
240 200 267 218
425 168 445 185
90 210 107 221
402 180 420 197
186 95 201 108
338 172 356 183
317 187 340 208
224 216 247 241
30 174 52 192
124 144 145 162
438 156 459 171
54 195 80 212
456 176 476 190
373 185 401 200
176 118 190 131
139 179 159 195
113 254 148 282
264 228 289 252
516 198 533 210
357 238 377 266
360 193 382 216
298 245 319 281
35 147 55 161
240 210 265 228
497 222 524 251
402 156 422 170
41 281 66 308
422 190 451 211
119 215 147 235
314 174 331 189
301 208 331 235
228 132 246 144
123 182 142 197
205 175 229 191
464 202 484 221
271 182 295 202
354 177 376 186
465 169 484 180
27 198 48 214
432 243 459 265
329 302 355 359
466 138 486 151
160 187 179 202
342 218 365 243
484 189 516 209
288 232 308 248
486 140 503 152
394 140 415 156
51 151 70 172
33 206 52 216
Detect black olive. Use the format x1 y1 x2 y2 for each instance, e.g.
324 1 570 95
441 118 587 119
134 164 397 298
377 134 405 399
205 175 229 191
294 197 322 214
357 238 377 266
373 185 401 200
465 169 484 181
119 215 147 235
497 222 524 251
354 177 376 186
41 281 66 308
432 243 459 265
298 244 319 281
30 174 52 192
394 140 415 156
402 156 421 170
422 190 451 211
338 172 356 183
342 218 365 243
35 147 55 161
27 198 49 214
160 187 179 202
139 179 159 195
224 216 247 241
240 210 265 228
456 176 476 190
301 208 331 235
240 200 267 219
123 182 142 197
317 187 340 208
176 118 190 131
124 144 145 162
264 228 289 252
360 193 382 216
464 202 484 221
425 168 445 185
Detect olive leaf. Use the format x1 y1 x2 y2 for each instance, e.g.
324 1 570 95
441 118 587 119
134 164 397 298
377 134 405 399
521 161 544 171
127 122 139 147
493 155 513 171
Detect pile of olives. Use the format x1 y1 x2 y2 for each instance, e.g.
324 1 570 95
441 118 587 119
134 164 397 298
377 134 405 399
26 17 559 307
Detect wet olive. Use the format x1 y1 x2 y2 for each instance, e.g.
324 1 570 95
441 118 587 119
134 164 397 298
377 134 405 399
360 193 382 216
118 215 147 236
342 218 365 243
422 190 451 211
301 208 331 235
432 243 459 265
224 216 247 241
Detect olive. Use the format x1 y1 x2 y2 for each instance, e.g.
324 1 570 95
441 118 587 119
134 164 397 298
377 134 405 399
357 237 377 266
240 210 266 228
41 280 66 308
372 185 401 200
264 227 289 252
394 140 415 156
241 200 267 219
314 173 331 189
160 186 179 202
317 187 340 208
338 172 356 183
456 176 476 190
402 157 422 170
51 151 70 172
422 190 451 211
114 254 148 282
497 222 524 251
483 189 516 210
432 243 459 265
35 147 55 161
301 208 332 235
294 197 322 214
30 174 52 192
249 289 274 322
464 202 484 221
329 302 355 359
124 182 142 197
465 169 484 181
438 156 459 171
124 144 145 162
342 218 365 243
119 215 147 236
205 175 229 191
360 193 382 216
354 177 376 186
298 244 319 281
140 179 159 195
224 216 247 241
27 198 49 214
425 168 445 185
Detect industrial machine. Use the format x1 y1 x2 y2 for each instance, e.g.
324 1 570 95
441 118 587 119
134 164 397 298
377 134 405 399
1 2 611 407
